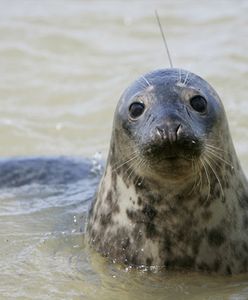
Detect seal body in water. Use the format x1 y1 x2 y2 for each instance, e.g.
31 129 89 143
87 68 248 274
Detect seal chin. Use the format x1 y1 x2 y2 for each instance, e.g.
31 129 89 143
143 154 199 181
140 139 203 180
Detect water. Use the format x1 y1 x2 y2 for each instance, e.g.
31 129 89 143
0 0 247 299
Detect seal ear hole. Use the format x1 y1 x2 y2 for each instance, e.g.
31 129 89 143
129 102 145 119
190 96 207 114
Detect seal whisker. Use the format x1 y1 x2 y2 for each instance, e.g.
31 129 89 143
195 161 203 194
141 75 151 87
205 146 234 169
205 143 229 154
189 159 204 196
200 158 211 203
195 159 204 196
205 145 233 168
124 158 141 177
123 155 142 174
112 151 139 169
112 152 140 172
187 159 199 195
199 162 204 194
205 152 224 170
131 161 143 184
204 156 224 199
179 68 182 85
133 159 146 186
122 162 136 181
137 77 150 90
188 163 197 196
176 69 187 87
183 71 190 86
112 151 137 167
125 157 144 182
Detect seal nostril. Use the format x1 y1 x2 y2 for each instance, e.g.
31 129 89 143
156 127 165 139
175 124 182 139
156 124 182 143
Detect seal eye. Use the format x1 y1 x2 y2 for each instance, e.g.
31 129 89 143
129 102 145 119
190 96 207 114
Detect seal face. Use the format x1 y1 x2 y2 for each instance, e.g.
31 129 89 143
87 68 248 274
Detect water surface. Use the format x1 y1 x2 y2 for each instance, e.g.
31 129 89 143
0 1 247 299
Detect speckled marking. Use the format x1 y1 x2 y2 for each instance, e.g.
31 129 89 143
87 68 248 275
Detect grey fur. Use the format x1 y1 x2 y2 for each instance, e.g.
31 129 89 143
87 68 248 274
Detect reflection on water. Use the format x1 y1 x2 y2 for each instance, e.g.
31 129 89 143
0 0 247 299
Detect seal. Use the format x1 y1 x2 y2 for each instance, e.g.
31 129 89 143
87 68 248 274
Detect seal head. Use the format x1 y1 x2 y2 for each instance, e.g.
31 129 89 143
114 68 224 181
87 68 248 274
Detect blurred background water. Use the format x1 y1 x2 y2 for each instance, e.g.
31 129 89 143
0 0 247 299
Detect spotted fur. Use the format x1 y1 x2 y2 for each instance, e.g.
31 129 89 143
87 68 248 274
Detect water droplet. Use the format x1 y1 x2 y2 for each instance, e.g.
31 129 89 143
91 152 103 175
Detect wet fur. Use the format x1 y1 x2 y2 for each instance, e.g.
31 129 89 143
87 68 248 275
